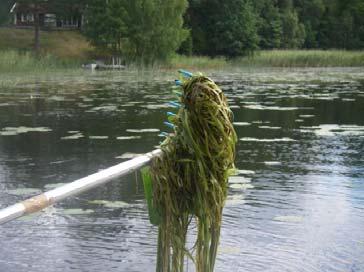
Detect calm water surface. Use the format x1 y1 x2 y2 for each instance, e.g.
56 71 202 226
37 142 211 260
0 68 363 272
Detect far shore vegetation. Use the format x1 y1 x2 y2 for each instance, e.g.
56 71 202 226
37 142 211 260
1 48 364 74
0 28 363 73
0 0 363 72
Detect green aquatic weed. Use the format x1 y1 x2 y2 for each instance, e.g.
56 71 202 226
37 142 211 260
144 74 237 272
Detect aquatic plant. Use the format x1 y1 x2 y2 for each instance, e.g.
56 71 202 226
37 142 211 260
143 71 237 271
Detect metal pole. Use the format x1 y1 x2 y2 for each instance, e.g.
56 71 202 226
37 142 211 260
0 149 162 225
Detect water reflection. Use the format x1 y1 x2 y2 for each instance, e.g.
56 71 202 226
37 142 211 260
0 68 363 272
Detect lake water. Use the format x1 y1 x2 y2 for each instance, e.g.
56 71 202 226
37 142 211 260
0 68 363 272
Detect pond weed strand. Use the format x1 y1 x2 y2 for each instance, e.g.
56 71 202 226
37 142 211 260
147 73 237 272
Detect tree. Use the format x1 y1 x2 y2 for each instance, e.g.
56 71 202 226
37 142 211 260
254 0 282 49
84 0 126 55
294 0 325 48
16 0 47 54
0 0 13 25
278 0 305 48
16 0 86 54
186 0 259 57
84 0 188 64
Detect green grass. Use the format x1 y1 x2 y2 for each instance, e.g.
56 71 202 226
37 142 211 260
1 27 363 72
0 27 93 73
0 50 82 73
169 50 364 69
0 27 93 60
168 55 228 69
235 50 364 67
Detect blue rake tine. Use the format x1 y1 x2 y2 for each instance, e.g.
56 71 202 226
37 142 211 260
158 132 169 137
167 112 176 117
163 122 175 129
178 69 193 78
168 101 181 108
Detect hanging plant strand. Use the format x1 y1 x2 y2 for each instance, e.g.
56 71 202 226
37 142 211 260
144 72 237 272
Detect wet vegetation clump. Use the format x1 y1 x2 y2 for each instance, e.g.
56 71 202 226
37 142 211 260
143 74 237 272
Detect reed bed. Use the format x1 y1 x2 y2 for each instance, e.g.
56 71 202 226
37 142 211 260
235 50 364 67
0 50 80 73
170 50 364 69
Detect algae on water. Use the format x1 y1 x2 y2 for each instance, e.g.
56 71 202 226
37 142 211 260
144 74 237 272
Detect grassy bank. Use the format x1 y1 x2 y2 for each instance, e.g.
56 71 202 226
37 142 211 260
169 50 364 69
236 50 364 67
0 27 92 60
0 50 82 73
0 27 93 73
1 27 363 72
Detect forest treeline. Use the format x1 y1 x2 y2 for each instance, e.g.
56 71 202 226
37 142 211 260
1 0 363 64
183 0 364 57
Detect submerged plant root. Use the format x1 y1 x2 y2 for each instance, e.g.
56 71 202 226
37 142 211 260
151 75 237 272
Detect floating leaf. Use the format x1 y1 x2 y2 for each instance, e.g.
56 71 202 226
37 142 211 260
44 183 66 190
273 215 303 223
61 133 84 140
7 188 42 196
88 200 129 208
89 136 109 140
62 208 94 215
116 136 141 140
115 152 142 159
240 137 295 142
233 122 250 126
229 183 254 190
264 161 282 166
126 128 160 133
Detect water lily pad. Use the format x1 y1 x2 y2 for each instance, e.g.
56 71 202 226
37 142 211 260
48 96 66 101
44 183 67 190
244 105 299 111
89 200 129 208
264 161 282 166
235 169 255 175
0 131 18 136
273 215 303 223
7 188 42 196
115 152 143 159
116 136 141 140
61 133 84 140
233 122 250 126
226 194 245 206
240 137 296 142
229 183 254 190
229 176 251 184
103 201 130 208
0 126 52 136
218 245 241 254
258 126 281 130
299 115 315 118
18 212 42 221
300 124 364 137
88 200 109 205
89 136 109 140
143 104 170 110
62 208 94 215
126 128 160 133
90 105 119 112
